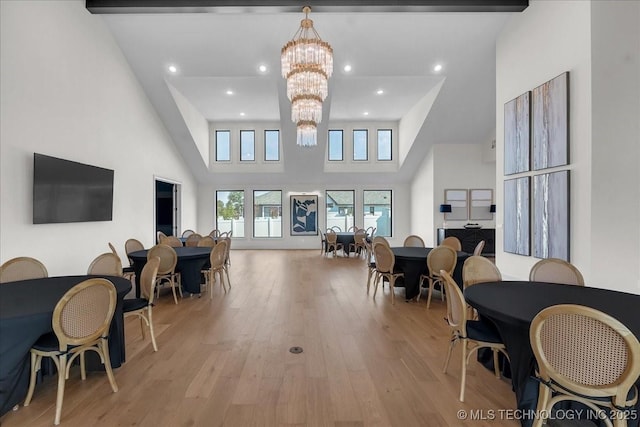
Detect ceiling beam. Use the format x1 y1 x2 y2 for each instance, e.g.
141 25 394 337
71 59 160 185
86 0 528 14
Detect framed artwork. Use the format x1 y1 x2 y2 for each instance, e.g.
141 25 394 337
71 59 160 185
504 177 530 256
533 170 569 261
469 189 493 220
532 72 569 170
504 91 530 175
290 195 318 236
444 189 468 221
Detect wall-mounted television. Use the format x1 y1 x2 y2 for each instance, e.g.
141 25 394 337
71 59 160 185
33 153 114 224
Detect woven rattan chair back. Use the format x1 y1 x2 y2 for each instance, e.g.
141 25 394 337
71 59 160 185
529 258 584 286
209 229 221 238
441 270 467 334
156 231 167 244
427 246 457 279
87 253 123 276
0 257 48 283
140 256 160 302
181 229 195 238
530 304 640 424
53 278 117 351
441 236 462 251
326 230 338 245
463 256 502 289
125 238 144 255
373 243 395 274
185 233 203 247
366 226 376 238
354 229 367 244
161 235 183 248
330 226 342 232
210 239 227 270
372 236 390 247
148 244 177 275
403 235 425 247
197 236 216 247
473 240 486 256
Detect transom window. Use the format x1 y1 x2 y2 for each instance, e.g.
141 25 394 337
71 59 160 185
328 130 344 161
264 130 280 161
353 130 368 161
240 130 255 161
216 130 231 161
377 129 392 161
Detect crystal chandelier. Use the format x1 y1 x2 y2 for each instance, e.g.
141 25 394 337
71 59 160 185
281 6 333 147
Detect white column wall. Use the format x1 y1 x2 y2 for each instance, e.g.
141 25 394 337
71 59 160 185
0 1 198 275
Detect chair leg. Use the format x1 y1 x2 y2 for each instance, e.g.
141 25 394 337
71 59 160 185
24 352 40 406
54 354 68 425
139 316 146 339
366 268 374 294
389 276 395 305
492 349 500 378
100 338 119 393
426 278 435 309
209 269 215 300
459 340 468 402
532 382 551 427
416 276 424 302
373 274 381 298
443 332 457 373
224 265 231 289
148 309 158 352
170 276 179 304
80 352 86 380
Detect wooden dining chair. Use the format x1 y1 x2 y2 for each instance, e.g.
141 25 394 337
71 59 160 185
203 239 228 298
325 230 343 257
184 233 203 247
372 236 390 248
161 235 183 248
440 270 508 402
349 228 368 257
109 242 134 281
123 256 160 352
472 240 486 256
197 236 216 247
87 253 123 277
462 256 502 289
156 231 167 244
529 258 584 286
181 229 195 238
372 242 404 305
148 244 181 304
24 278 118 425
418 245 457 308
530 304 640 427
441 236 462 251
0 257 48 283
403 235 425 248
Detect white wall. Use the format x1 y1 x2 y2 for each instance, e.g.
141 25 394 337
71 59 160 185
0 1 198 275
496 0 640 293
411 143 496 247
197 183 411 249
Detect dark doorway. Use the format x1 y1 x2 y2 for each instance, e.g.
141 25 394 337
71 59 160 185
155 180 176 239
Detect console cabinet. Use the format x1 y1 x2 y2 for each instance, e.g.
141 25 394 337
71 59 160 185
437 228 495 255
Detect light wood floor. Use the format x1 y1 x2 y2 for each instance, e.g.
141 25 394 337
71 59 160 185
1 250 519 427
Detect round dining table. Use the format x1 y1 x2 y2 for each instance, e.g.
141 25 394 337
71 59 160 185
465 281 640 427
390 247 468 300
128 246 212 296
0 275 131 417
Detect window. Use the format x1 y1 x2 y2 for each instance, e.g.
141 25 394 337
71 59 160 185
216 130 231 161
364 190 392 237
264 130 280 161
328 130 343 161
353 129 368 161
216 191 245 237
240 130 255 161
326 190 354 231
253 190 282 238
377 129 392 161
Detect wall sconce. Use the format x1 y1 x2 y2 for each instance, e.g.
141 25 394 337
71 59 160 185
439 204 452 229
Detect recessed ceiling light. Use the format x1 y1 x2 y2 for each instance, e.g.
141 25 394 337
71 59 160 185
376 89 384 95
434 64 443 72
226 90 234 95
168 65 178 74
363 111 369 116
258 64 267 73
240 112 246 117
344 64 352 72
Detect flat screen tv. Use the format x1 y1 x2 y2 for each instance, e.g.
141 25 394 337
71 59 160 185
33 153 114 224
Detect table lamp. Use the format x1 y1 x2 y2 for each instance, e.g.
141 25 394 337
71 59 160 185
439 204 452 229
490 204 496 213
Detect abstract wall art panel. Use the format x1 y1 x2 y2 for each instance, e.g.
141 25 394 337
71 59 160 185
504 177 530 256
504 91 530 175
532 72 569 170
533 171 569 261
290 195 318 236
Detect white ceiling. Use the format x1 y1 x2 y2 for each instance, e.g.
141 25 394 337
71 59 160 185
100 10 513 185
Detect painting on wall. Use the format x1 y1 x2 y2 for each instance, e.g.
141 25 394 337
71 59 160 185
444 189 468 221
290 195 318 236
469 189 494 220
533 170 569 261
532 72 569 170
504 91 530 175
504 177 530 256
